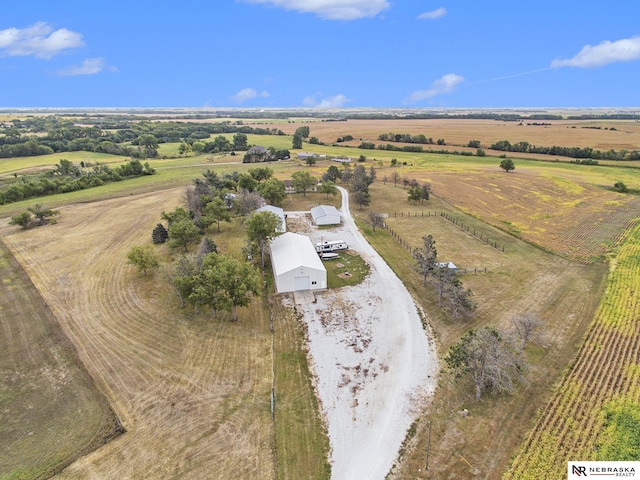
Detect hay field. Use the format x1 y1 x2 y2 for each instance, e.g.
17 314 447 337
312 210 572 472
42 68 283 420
250 118 640 153
1 190 276 479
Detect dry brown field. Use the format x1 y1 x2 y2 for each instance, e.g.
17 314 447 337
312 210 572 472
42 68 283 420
248 117 640 153
0 190 277 479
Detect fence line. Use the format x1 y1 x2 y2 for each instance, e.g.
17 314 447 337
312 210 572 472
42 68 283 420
389 210 505 252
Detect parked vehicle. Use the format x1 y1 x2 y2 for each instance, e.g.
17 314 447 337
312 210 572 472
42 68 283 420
315 240 348 253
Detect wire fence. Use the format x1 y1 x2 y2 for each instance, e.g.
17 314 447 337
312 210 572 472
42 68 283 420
386 210 506 252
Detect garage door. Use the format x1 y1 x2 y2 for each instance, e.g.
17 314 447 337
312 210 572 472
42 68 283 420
294 276 310 291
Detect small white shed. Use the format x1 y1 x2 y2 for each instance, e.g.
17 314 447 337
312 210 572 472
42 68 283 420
311 205 342 226
270 232 327 293
256 205 287 233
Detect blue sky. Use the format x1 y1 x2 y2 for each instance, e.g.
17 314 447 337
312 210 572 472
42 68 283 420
1 1 639 108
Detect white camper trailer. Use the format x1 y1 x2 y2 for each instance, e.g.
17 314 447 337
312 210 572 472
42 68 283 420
315 240 349 253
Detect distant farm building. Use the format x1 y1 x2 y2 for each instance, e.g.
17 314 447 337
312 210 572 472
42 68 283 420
297 152 318 160
256 205 287 232
270 232 327 293
243 145 269 163
311 205 342 226
438 261 457 272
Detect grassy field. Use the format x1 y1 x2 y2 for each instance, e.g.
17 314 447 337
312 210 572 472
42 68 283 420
1 115 639 479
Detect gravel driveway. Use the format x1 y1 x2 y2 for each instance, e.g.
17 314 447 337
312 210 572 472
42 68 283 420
285 187 438 480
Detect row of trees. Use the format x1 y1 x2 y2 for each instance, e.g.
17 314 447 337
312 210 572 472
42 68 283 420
377 132 445 145
490 139 640 161
0 159 155 205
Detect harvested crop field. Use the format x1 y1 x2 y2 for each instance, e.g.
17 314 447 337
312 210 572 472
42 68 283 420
373 165 640 263
0 240 116 479
0 189 275 479
250 118 640 153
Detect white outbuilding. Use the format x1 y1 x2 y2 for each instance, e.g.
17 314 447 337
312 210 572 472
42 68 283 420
270 232 327 293
256 205 287 233
311 205 342 226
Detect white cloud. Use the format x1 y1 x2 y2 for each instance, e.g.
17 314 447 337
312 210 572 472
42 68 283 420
241 0 389 20
0 22 84 59
406 73 464 103
230 87 270 103
57 57 110 76
551 36 640 68
418 7 446 20
303 93 351 108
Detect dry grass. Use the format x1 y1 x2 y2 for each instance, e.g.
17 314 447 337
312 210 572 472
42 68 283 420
1 190 277 479
0 240 116 479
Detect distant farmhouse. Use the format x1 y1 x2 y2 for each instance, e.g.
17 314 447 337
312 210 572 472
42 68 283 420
311 205 342 226
243 145 268 163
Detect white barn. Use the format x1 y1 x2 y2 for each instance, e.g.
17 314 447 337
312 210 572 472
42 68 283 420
270 232 327 293
256 205 287 233
311 205 342 226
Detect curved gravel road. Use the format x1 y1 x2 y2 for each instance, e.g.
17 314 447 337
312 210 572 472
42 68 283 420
288 186 438 480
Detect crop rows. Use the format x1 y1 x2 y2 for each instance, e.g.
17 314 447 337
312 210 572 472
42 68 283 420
504 221 640 479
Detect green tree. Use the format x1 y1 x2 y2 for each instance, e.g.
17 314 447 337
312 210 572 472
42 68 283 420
613 181 628 193
168 254 201 308
499 158 515 172
190 254 230 317
28 204 60 226
305 156 317 166
291 170 317 197
294 125 310 138
126 244 160 276
178 142 192 156
444 328 526 399
257 178 287 206
352 189 370 209
319 181 338 199
9 211 33 228
292 132 303 149
169 218 200 252
245 210 282 267
248 167 273 183
233 133 249 150
152 223 169 244
322 165 341 182
213 254 260 321
203 197 232 232
238 173 258 192
137 134 159 157
408 186 422 204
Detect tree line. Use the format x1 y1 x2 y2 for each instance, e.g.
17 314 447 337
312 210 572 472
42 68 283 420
0 118 285 159
0 158 155 205
490 139 640 161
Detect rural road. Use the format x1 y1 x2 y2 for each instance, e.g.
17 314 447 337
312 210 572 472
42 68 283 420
289 186 438 480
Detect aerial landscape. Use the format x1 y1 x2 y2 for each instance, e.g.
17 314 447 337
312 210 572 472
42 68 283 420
1 2 640 480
